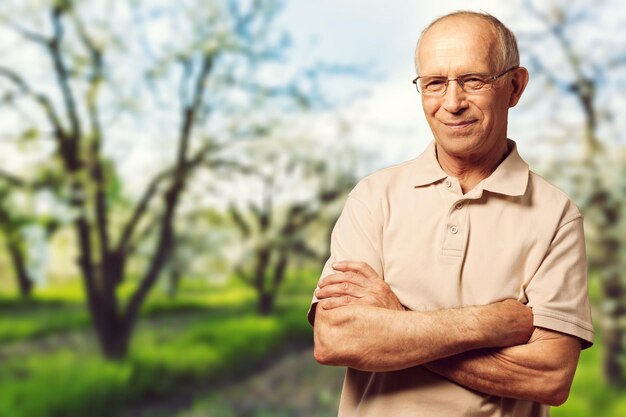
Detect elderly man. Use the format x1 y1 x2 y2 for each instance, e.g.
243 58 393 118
308 11 594 417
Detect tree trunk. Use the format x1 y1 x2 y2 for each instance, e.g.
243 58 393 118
86 286 133 360
6 237 33 299
253 247 272 315
591 184 625 386
167 260 183 299
256 252 289 316
600 269 625 387
258 291 274 316
79 248 134 360
95 314 132 360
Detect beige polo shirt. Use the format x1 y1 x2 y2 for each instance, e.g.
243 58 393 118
309 139 594 417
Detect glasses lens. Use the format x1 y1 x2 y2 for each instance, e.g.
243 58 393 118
419 77 447 95
415 69 513 95
458 75 489 92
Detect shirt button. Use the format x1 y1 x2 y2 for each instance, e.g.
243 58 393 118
444 179 451 188
450 226 459 234
455 202 463 210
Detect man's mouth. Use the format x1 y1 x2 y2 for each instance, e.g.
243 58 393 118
443 120 476 129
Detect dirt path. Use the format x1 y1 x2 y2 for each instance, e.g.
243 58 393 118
124 347 345 417
179 347 344 417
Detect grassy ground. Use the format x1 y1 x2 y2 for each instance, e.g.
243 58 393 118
553 341 626 416
0 278 315 417
175 348 345 417
1 273 624 417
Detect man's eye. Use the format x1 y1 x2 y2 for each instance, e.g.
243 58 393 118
462 77 486 88
423 79 446 89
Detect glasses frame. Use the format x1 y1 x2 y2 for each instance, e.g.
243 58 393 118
412 66 519 96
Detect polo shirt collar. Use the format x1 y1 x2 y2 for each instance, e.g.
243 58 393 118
413 139 529 196
412 141 448 187
482 139 529 196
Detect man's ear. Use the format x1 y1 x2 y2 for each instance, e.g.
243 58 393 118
508 67 529 108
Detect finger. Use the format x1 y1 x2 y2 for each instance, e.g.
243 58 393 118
332 261 380 280
316 282 365 300
319 272 367 289
320 296 354 310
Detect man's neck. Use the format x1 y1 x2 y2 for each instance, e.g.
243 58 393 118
436 140 510 194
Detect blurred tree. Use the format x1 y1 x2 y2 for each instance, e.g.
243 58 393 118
0 186 36 299
157 207 236 298
0 171 61 298
520 0 626 386
0 0 327 359
223 136 356 315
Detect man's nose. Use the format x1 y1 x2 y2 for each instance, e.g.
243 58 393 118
442 80 468 113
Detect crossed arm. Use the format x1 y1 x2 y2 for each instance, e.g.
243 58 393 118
312 261 582 406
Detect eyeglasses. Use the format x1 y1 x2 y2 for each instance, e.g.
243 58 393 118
412 66 519 96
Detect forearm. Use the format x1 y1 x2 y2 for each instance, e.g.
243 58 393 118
315 305 482 371
313 300 533 372
424 328 581 406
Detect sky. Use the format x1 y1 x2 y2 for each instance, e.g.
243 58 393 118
2 0 621 200
276 0 520 170
1 0 623 278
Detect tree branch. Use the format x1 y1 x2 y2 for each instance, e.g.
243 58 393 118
74 11 111 262
0 16 50 46
123 52 215 324
115 138 222 254
48 6 82 144
0 66 67 140
229 204 252 237
523 0 603 156
116 169 169 253
126 213 161 256
0 169 28 187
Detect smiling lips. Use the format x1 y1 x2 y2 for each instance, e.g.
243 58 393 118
443 120 476 128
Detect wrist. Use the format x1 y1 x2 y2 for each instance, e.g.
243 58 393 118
474 300 534 348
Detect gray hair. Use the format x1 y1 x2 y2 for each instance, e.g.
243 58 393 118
414 11 520 74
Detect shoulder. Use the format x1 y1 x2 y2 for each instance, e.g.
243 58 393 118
527 171 582 225
349 158 421 203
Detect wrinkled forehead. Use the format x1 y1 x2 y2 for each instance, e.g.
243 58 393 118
416 16 499 74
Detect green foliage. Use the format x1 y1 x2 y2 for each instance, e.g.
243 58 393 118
277 266 321 295
0 298 88 343
0 320 303 417
141 279 258 314
0 278 261 345
0 282 91 343
17 127 40 149
32 281 86 303
0 351 133 417
553 343 626 417
0 288 313 417
129 315 293 397
4 272 626 417
588 272 601 304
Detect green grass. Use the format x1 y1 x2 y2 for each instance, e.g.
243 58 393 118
553 340 626 416
0 298 89 343
3 271 622 417
0 266 319 344
0 279 261 344
0 299 312 417
0 350 135 417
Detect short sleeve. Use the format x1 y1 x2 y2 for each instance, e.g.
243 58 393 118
307 191 383 325
525 216 595 348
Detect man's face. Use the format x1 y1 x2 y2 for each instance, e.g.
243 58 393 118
416 17 523 162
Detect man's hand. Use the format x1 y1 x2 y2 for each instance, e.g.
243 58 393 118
313 261 532 348
313 260 534 372
314 261 405 311
478 299 533 347
314 300 533 372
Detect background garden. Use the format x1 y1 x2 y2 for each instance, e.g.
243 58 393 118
1 0 625 416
